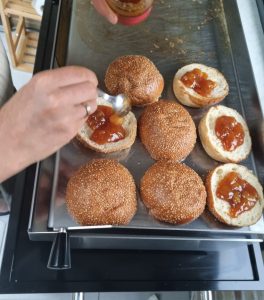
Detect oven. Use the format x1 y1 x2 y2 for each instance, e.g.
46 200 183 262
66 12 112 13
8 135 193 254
0 0 264 294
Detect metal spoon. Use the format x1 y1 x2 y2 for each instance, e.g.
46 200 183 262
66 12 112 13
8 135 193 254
97 88 131 117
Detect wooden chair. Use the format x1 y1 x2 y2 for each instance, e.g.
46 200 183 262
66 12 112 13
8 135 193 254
0 0 42 72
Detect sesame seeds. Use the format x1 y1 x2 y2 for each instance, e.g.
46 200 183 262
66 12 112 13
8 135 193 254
140 161 207 224
65 159 137 225
139 100 197 161
105 55 164 106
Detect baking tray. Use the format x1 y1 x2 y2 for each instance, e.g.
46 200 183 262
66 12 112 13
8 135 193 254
30 0 264 240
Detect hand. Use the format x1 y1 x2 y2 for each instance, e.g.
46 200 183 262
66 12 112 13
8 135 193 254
0 66 98 182
91 0 118 24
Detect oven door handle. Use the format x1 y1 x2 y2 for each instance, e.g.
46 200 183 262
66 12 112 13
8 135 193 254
47 227 71 270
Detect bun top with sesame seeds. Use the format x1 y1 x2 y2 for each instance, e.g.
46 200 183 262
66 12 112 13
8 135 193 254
105 55 164 106
65 159 137 226
140 161 207 224
139 100 197 161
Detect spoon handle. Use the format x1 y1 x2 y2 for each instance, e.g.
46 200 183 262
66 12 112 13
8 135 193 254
97 88 110 101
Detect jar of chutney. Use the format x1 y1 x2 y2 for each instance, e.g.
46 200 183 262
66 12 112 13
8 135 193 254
106 0 154 25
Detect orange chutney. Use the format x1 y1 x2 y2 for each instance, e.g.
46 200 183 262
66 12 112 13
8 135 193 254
216 172 259 218
181 68 217 97
215 116 244 151
87 105 125 145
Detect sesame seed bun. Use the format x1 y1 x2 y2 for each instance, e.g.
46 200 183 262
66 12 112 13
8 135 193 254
173 63 229 108
65 159 137 225
206 163 264 227
105 55 164 106
140 161 207 224
198 105 252 163
139 100 197 161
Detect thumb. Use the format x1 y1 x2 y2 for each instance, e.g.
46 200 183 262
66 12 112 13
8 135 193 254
91 0 118 24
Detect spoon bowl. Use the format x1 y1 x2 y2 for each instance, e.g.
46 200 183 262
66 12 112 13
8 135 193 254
97 88 131 117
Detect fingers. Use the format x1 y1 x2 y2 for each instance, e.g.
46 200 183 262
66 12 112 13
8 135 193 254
82 100 97 116
50 80 98 107
34 66 98 90
55 79 98 120
91 0 118 24
75 101 98 120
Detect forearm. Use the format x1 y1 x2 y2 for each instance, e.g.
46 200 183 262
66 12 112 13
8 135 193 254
0 111 28 183
0 147 24 184
0 145 26 183
0 66 98 183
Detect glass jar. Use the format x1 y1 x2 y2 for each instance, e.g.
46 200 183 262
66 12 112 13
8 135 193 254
106 0 154 25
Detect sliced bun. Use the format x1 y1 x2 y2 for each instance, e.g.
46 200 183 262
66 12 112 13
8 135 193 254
105 55 164 106
140 161 207 224
198 105 252 163
76 97 137 153
139 100 196 161
206 163 264 227
66 159 137 225
173 63 229 108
